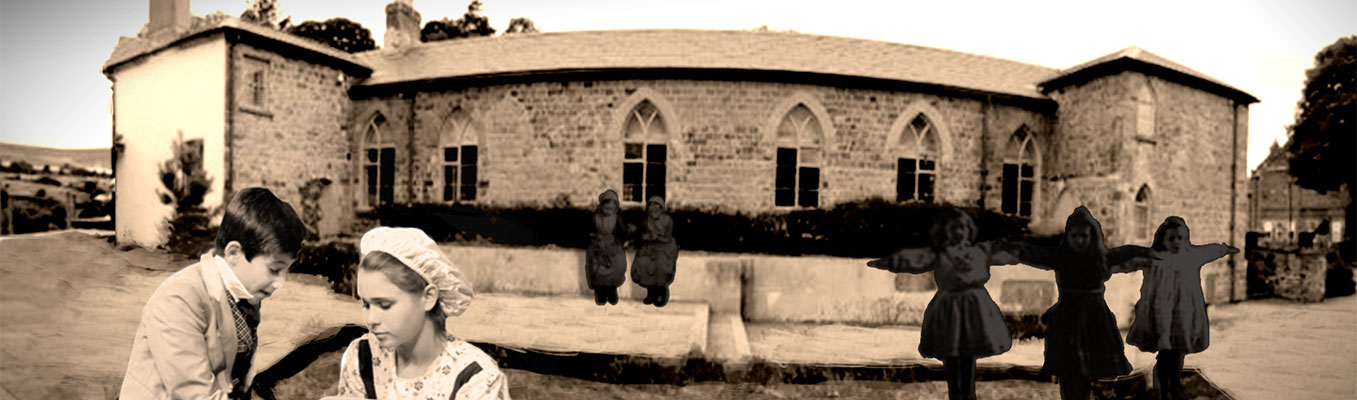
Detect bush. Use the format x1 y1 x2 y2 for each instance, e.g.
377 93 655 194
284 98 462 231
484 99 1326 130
362 199 1033 258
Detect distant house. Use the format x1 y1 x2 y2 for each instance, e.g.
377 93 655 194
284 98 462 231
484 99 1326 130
1249 141 1349 249
105 0 1258 302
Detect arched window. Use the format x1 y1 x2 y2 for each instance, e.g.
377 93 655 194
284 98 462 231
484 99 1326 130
1133 185 1151 240
775 104 822 208
623 100 667 203
896 114 938 203
1135 83 1155 140
1001 127 1038 217
440 110 479 202
363 114 395 207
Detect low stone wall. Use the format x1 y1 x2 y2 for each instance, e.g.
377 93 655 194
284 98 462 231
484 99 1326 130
442 245 1151 327
1247 249 1328 302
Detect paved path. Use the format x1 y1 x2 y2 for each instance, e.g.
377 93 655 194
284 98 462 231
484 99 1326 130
1192 296 1357 400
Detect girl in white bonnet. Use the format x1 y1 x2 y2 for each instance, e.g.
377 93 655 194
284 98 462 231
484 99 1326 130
327 227 510 400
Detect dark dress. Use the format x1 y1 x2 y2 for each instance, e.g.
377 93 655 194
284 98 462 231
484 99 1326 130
631 214 678 288
1009 243 1153 378
586 212 628 290
1125 245 1231 354
868 242 1014 359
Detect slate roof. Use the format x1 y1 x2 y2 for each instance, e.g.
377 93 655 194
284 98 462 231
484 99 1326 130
1039 46 1258 103
354 29 1061 99
102 16 371 76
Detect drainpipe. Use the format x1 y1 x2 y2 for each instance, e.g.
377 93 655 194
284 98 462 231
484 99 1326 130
1229 102 1241 301
979 95 991 210
224 37 236 199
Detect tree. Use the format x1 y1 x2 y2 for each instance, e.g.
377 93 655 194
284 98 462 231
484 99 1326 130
504 17 539 34
286 18 377 53
421 0 495 42
158 132 214 255
1287 35 1356 256
241 0 290 30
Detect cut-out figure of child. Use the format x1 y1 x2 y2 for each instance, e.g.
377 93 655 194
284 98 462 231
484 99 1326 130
1120 216 1238 400
631 196 679 307
997 206 1158 400
866 207 1019 400
586 190 631 306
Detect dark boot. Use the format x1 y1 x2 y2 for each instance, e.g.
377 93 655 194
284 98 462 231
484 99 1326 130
943 358 960 400
655 286 670 307
594 289 606 306
607 287 620 305
957 356 977 400
643 286 655 305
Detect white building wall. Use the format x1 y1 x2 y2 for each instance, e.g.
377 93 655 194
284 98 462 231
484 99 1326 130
113 37 226 247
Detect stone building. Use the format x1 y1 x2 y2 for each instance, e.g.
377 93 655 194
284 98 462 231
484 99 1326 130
105 0 1256 302
1249 141 1349 248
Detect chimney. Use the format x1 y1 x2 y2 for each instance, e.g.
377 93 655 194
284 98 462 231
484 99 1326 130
148 0 191 38
384 0 422 50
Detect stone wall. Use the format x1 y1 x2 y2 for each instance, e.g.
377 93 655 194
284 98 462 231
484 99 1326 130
349 79 1055 221
229 42 358 238
1047 71 1248 302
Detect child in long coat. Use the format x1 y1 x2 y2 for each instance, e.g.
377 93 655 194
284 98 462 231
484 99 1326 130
1000 206 1157 400
866 207 1019 400
586 190 630 306
1120 216 1237 400
631 196 679 307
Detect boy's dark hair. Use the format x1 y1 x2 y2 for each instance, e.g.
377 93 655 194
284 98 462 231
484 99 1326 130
214 187 306 261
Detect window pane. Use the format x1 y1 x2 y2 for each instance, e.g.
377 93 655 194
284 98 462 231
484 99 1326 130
920 159 935 172
646 164 666 197
625 143 644 160
1020 200 1031 217
444 166 457 202
1020 180 1034 203
1021 164 1034 178
461 146 478 165
460 166 477 201
776 166 796 189
1002 164 1018 214
379 148 395 204
799 148 820 165
366 166 378 195
444 147 458 163
897 159 915 202
624 162 644 202
919 172 935 203
367 149 378 163
777 147 797 167
775 188 795 207
798 166 819 208
647 144 667 163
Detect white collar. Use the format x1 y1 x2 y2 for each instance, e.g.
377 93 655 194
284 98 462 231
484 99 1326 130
214 255 255 301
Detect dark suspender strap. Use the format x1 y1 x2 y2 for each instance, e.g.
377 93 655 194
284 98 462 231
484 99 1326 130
358 339 376 399
449 362 483 399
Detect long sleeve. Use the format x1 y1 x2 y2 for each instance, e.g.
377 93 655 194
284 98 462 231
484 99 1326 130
978 241 1022 266
1189 243 1237 269
1107 245 1157 274
866 248 936 274
142 285 233 400
997 240 1059 271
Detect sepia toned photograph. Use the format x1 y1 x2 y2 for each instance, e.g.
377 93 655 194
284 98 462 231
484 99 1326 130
1 0 1354 399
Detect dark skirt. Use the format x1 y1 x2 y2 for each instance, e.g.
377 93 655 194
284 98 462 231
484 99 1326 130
585 238 627 289
919 287 1012 359
631 240 678 287
1041 292 1132 378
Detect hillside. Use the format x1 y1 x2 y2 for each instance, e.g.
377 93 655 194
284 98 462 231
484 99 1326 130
0 142 111 172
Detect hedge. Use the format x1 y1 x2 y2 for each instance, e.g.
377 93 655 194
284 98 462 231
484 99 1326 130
358 198 1039 259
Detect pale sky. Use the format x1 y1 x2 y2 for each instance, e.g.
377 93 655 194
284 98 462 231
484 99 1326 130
1 0 1353 173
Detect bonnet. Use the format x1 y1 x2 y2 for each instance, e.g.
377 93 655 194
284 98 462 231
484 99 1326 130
360 227 475 317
